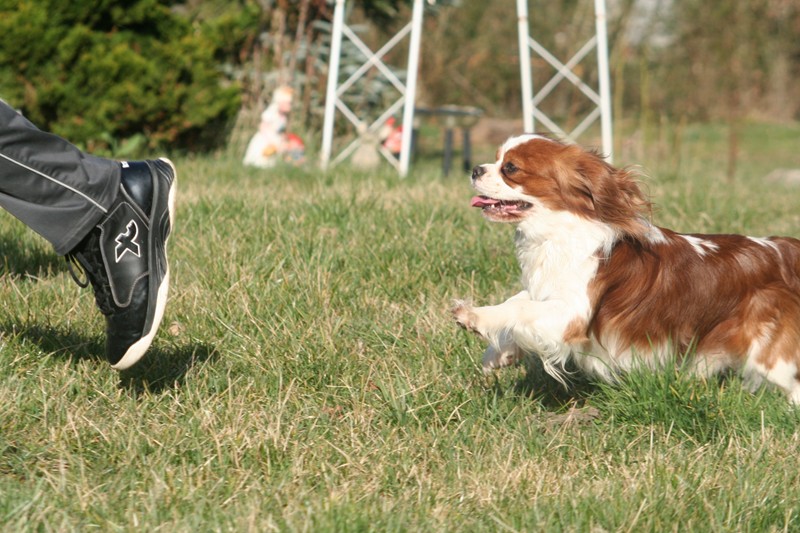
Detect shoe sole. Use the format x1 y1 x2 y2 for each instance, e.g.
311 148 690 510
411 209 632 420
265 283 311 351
111 157 176 370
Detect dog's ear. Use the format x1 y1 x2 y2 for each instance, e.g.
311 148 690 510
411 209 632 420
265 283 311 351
568 148 652 239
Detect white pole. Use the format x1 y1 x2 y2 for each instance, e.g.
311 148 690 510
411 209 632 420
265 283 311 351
398 0 424 177
594 0 613 162
320 0 346 169
516 0 534 133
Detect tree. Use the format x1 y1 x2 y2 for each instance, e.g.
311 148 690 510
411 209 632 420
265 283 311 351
0 0 241 154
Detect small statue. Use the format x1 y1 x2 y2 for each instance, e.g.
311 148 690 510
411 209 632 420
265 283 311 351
243 86 303 168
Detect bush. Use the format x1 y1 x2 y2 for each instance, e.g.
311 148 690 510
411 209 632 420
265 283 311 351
0 0 241 155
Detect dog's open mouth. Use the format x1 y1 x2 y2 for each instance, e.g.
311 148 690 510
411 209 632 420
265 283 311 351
471 196 532 220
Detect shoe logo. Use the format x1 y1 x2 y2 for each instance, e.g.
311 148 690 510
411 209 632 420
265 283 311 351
114 220 141 262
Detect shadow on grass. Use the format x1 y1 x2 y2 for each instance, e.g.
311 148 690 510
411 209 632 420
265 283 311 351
119 342 219 395
512 356 598 410
0 321 105 363
0 233 63 279
0 320 218 395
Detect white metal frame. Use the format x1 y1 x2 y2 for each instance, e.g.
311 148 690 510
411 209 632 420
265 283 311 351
517 0 614 161
320 0 424 176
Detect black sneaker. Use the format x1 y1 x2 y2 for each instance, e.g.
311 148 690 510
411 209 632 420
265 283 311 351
67 158 176 369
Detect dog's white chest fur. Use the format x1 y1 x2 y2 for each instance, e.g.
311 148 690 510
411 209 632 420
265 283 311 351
452 209 618 379
515 210 614 307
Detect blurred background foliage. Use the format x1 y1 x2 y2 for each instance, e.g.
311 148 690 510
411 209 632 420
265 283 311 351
0 0 798 156
0 0 243 154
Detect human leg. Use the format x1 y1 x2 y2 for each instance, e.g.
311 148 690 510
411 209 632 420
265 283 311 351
0 102 176 369
0 101 120 254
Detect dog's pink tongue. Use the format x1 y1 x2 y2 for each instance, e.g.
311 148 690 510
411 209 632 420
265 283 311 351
471 196 499 208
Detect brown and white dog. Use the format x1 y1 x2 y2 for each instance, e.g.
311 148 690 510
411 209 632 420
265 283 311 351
453 134 800 403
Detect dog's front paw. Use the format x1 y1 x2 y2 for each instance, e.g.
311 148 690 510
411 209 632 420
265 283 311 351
451 299 482 337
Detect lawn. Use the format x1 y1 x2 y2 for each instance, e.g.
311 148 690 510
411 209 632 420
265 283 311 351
2 121 800 531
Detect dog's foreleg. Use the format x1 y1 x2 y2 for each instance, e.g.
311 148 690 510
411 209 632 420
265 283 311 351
453 295 576 362
453 291 529 372
452 291 529 339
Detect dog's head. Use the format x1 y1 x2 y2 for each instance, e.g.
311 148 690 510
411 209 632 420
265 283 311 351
470 134 651 237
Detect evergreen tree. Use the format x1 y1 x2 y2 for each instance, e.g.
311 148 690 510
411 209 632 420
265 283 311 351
0 0 241 154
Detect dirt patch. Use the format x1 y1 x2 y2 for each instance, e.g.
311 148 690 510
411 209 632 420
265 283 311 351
541 405 601 430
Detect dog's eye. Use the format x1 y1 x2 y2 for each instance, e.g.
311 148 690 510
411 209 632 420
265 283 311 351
502 162 518 174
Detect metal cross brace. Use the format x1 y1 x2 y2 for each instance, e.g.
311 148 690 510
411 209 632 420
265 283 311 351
517 0 613 162
320 0 424 176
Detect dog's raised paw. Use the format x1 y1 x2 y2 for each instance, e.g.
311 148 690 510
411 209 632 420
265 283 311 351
451 300 481 335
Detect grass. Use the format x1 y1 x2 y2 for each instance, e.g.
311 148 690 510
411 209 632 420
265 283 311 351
2 120 800 531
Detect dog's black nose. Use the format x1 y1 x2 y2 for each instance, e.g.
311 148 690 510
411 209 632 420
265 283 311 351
471 165 486 180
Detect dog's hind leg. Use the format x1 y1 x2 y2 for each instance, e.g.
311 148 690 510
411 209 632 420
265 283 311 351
742 322 800 404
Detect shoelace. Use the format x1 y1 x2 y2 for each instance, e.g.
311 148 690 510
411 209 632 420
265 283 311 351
65 235 115 316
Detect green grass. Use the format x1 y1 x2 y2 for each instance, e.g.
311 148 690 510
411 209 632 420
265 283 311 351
2 121 800 531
